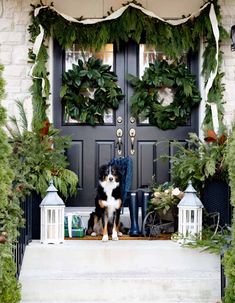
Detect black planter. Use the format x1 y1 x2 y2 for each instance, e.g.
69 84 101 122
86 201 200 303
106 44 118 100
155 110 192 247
201 180 231 226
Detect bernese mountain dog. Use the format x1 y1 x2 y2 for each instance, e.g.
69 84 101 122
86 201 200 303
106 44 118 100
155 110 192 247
87 164 123 242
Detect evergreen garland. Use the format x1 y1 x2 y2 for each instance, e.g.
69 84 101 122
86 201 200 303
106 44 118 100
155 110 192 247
128 60 201 129
28 19 50 132
61 57 124 125
28 0 228 130
30 45 50 131
0 65 21 303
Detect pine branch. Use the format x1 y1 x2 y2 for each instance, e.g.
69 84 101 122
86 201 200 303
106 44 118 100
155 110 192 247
16 99 28 132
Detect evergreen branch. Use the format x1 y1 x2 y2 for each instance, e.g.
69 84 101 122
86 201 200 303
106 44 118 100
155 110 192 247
8 116 22 138
16 99 28 132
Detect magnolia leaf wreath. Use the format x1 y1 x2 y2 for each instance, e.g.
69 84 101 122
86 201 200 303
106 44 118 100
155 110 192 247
60 57 124 125
128 60 201 130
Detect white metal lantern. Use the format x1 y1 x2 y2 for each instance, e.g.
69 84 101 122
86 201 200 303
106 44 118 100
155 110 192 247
178 181 204 241
40 180 65 244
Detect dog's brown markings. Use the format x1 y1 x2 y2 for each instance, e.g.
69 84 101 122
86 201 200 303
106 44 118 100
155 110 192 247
99 198 122 236
102 208 109 237
98 200 106 208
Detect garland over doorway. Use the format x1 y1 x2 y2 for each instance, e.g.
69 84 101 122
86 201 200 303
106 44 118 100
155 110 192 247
28 0 227 132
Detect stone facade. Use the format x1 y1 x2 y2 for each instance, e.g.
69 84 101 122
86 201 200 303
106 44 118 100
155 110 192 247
220 0 235 128
0 0 234 128
0 0 38 124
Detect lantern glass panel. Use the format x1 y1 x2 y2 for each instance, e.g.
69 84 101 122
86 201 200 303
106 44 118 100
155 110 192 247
186 210 189 223
47 209 55 239
191 210 194 223
51 209 56 223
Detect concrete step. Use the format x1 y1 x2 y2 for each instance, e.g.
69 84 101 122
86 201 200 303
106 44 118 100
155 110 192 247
19 240 221 303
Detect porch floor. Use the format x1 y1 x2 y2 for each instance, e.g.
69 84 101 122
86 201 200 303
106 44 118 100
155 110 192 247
19 240 221 303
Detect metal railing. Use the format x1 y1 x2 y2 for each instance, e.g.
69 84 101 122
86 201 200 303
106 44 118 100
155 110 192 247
14 195 33 278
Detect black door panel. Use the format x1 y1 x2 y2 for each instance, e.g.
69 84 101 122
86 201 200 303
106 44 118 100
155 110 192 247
53 40 198 206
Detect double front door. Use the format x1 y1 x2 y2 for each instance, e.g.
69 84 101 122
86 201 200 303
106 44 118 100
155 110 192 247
53 41 199 206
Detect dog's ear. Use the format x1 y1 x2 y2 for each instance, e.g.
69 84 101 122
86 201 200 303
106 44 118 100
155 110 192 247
99 165 107 180
112 165 122 182
115 165 123 178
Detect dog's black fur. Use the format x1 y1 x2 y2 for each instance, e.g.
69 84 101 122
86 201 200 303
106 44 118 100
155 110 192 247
87 164 123 241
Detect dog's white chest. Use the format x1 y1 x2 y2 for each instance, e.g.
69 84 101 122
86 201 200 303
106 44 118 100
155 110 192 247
106 197 120 218
99 180 120 217
100 180 119 200
106 196 120 208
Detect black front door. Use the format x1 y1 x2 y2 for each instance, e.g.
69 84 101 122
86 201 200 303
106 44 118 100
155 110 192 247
53 41 199 206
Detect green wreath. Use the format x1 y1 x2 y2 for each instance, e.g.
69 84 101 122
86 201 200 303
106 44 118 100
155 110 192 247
128 60 201 130
60 57 124 125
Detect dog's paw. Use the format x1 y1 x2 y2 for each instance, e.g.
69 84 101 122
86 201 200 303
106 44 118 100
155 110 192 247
102 234 109 242
91 232 97 237
112 231 119 241
112 235 119 241
117 231 123 237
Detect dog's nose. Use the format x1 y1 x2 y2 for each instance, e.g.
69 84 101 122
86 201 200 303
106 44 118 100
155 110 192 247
109 177 113 182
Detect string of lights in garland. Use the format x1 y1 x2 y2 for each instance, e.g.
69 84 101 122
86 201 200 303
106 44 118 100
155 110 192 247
60 57 124 125
128 60 201 129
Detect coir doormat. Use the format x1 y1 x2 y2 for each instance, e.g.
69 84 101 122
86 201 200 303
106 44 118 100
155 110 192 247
65 234 172 240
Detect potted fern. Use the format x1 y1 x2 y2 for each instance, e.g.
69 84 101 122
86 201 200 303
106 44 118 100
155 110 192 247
7 100 79 239
170 131 228 189
7 100 78 199
167 130 230 226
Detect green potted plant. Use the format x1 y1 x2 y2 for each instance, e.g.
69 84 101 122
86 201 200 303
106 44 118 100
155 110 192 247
165 130 230 226
7 100 78 200
7 100 79 239
169 130 228 189
149 182 183 217
146 182 184 233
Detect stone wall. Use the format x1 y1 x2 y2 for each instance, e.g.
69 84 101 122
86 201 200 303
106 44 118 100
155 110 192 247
0 0 234 128
0 0 38 124
220 0 235 128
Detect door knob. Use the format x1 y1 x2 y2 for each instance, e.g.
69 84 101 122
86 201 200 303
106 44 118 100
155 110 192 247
129 128 136 137
129 128 136 155
116 128 123 137
116 128 123 156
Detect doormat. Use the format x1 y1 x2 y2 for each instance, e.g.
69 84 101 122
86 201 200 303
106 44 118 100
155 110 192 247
65 234 172 240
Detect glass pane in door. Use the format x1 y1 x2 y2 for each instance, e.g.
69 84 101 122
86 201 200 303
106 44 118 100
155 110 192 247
65 43 114 71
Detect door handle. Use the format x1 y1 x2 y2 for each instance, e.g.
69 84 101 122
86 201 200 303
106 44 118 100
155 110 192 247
129 128 136 155
116 128 123 156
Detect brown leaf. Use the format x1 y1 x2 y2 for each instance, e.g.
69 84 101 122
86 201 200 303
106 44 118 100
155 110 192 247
204 129 217 142
218 134 227 145
0 232 7 244
39 120 50 139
